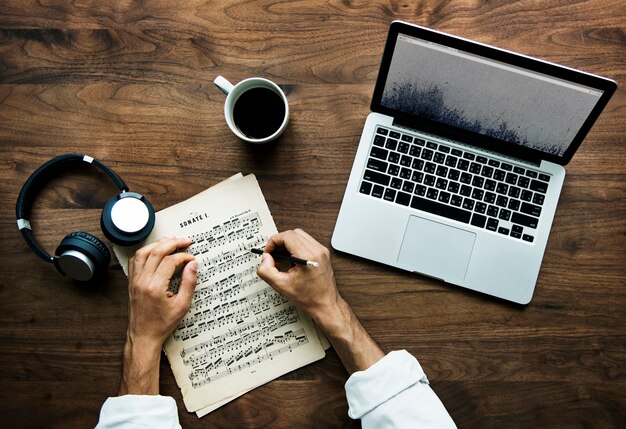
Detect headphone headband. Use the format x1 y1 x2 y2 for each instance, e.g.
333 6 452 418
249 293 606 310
15 154 129 263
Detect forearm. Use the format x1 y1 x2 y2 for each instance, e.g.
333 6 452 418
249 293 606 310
118 337 162 396
311 298 385 374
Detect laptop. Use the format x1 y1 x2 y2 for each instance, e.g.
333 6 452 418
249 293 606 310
331 21 616 304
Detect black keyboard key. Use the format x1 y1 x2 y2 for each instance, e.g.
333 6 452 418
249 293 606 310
472 188 484 200
498 209 511 221
538 173 551 182
402 181 415 193
438 191 451 204
412 171 424 183
457 159 470 171
424 175 436 187
508 186 521 198
398 142 410 154
414 184 427 196
501 162 513 171
463 152 475 160
409 145 421 157
434 152 446 164
533 193 545 205
511 231 522 239
387 164 400 176
451 148 463 156
400 167 412 179
445 155 458 168
496 195 509 207
363 169 390 186
436 178 448 190
426 142 438 149
460 185 472 197
388 152 400 164
484 179 496 191
390 177 403 189
520 202 542 217
505 172 518 185
475 202 487 214
512 212 538 229
481 166 494 178
521 190 533 201
376 127 388 136
373 135 386 146
514 166 525 174
471 213 487 228
472 176 485 188
498 227 510 235
385 139 398 150
448 182 460 193
451 195 463 207
470 162 482 174
412 158 424 170
425 162 437 174
494 169 506 181
448 169 460 181
384 188 396 201
476 156 488 164
370 146 388 160
486 218 499 231
530 179 548 193
484 192 496 204
518 176 530 188
400 155 412 167
487 205 499 217
396 191 411 206
439 145 450 153
426 188 439 200
462 198 475 211
390 131 401 139
512 225 523 233
401 134 413 142
460 172 472 184
522 234 534 242
488 159 500 167
372 185 384 198
526 170 538 178
508 199 521 211
410 196 472 224
367 158 388 172
415 138 425 146
496 183 509 195
421 149 434 160
436 166 448 177
360 181 372 195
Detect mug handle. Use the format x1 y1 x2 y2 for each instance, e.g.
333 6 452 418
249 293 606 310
214 75 235 95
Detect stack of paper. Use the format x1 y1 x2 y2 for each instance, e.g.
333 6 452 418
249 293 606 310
114 174 328 416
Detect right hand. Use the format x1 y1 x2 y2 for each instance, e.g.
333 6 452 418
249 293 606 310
256 229 341 324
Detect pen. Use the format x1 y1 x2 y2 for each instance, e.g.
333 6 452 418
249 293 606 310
250 248 320 268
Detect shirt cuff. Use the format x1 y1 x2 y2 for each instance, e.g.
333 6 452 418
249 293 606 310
345 350 428 419
95 395 181 429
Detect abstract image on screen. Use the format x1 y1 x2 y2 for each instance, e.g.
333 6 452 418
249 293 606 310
380 36 601 157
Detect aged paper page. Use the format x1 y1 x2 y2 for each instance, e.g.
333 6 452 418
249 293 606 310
115 174 325 412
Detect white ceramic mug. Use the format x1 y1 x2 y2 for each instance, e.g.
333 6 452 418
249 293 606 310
214 75 289 144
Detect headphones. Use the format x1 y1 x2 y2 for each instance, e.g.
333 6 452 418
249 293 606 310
16 154 156 282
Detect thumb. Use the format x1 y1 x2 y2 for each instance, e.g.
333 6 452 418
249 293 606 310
177 259 198 306
257 253 286 287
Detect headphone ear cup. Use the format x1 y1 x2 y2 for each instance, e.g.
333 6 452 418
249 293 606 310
101 192 155 246
55 232 111 281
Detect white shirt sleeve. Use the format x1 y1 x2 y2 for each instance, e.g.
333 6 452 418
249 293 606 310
345 350 457 429
94 395 181 429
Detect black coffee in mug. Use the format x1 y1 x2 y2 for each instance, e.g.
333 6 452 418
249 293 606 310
233 87 286 139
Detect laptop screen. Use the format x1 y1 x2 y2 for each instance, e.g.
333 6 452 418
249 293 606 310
371 22 616 165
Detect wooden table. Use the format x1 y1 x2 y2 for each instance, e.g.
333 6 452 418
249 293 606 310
1 1 624 428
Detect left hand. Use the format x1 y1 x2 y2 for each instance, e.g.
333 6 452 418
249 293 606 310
127 236 198 348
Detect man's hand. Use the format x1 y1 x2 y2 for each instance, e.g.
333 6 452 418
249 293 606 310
119 236 198 395
257 229 384 374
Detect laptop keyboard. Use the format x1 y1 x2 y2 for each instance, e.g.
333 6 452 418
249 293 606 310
359 126 552 243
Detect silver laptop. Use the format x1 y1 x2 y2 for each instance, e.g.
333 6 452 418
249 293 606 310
332 21 616 304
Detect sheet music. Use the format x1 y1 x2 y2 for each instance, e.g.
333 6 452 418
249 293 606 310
113 174 325 413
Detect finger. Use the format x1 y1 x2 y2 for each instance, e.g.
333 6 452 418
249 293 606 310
175 259 199 309
257 253 290 289
264 230 311 256
293 228 321 247
143 237 192 275
132 236 175 267
153 252 196 285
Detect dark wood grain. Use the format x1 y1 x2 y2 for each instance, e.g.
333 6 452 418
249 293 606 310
1 1 624 428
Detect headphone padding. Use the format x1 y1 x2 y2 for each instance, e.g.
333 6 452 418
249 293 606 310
55 232 111 277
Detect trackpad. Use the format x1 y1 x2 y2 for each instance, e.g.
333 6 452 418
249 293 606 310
397 216 476 283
